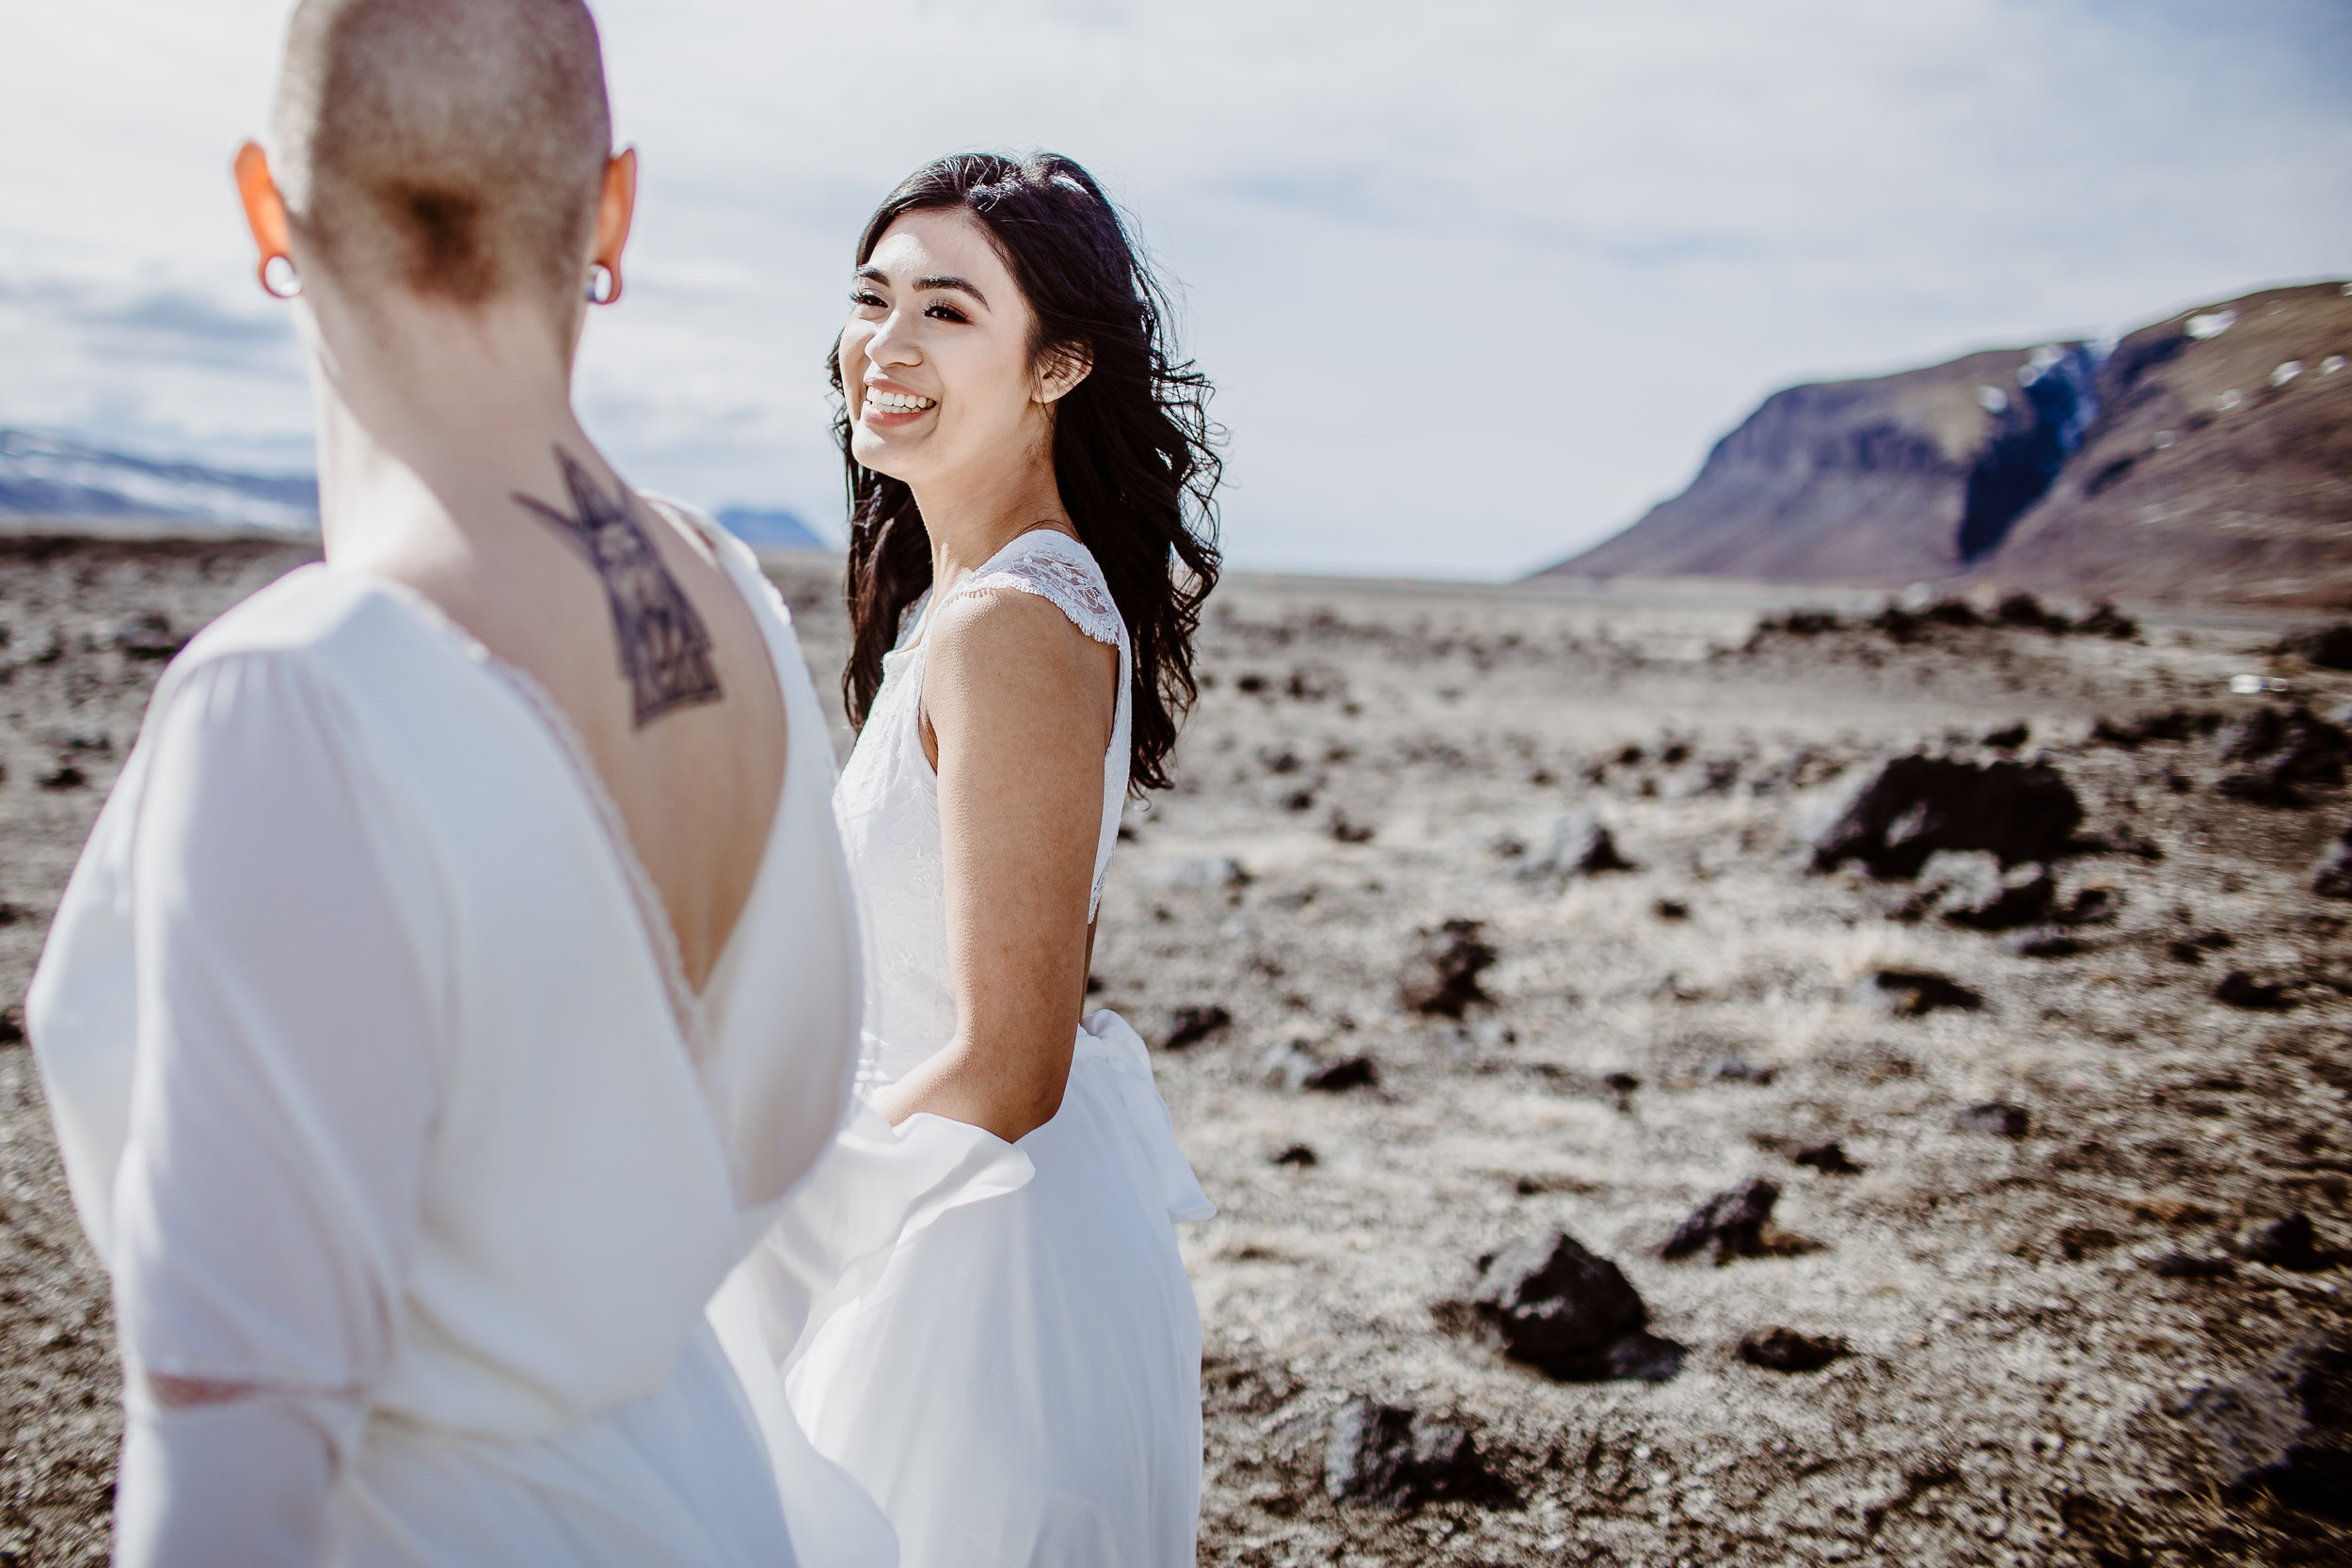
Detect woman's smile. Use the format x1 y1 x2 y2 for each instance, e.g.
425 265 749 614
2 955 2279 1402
860 377 937 429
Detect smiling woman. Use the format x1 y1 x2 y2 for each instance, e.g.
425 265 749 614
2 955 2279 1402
736 151 1225 1568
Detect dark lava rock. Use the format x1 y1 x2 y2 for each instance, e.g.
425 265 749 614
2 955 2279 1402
1279 787 1316 813
113 610 186 660
1299 1054 1378 1093
2214 970 2296 1011
1520 812 1633 884
2167 930 2234 963
1324 1397 1498 1508
2240 1212 2334 1272
1661 1176 1780 1264
2177 1337 2352 1521
1793 1142 1862 1175
1913 849 2054 929
1954 1101 2030 1138
2075 603 2139 640
1738 1327 1851 1373
1812 755 2083 878
2090 707 2223 749
1706 1054 1775 1085
2216 704 2348 807
1158 1005 1232 1051
1270 1143 1318 1167
1328 813 1376 845
35 757 87 790
2314 824 2352 899
2280 622 2352 671
1653 898 1690 921
1979 721 2029 749
1459 1227 1676 1382
0 1005 23 1048
2007 927 2090 958
1862 968 1983 1017
2151 1251 2237 1280
1402 919 1498 1018
1994 592 2073 633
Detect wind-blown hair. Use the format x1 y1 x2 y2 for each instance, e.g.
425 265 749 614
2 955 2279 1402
835 151 1221 793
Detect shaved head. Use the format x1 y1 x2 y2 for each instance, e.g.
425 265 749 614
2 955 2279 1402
273 0 612 310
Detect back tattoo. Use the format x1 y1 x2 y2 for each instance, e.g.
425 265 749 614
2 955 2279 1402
514 450 724 727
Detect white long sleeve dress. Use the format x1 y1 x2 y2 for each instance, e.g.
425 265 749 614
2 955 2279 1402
29 510 872 1566
733 530 1216 1568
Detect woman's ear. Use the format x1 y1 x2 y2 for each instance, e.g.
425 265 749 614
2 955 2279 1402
1036 342 1093 405
594 148 639 280
232 142 292 269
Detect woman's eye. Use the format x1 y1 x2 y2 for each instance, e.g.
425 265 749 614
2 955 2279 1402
850 290 885 309
924 303 968 323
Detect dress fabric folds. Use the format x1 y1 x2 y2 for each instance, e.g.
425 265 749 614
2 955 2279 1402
737 530 1216 1568
30 507 868 1566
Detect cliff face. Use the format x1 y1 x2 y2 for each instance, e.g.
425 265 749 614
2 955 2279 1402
1543 282 2352 608
1986 282 2352 610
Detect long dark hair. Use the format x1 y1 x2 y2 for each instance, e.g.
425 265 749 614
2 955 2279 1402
834 151 1221 792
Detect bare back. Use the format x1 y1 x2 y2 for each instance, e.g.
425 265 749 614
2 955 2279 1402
371 447 787 995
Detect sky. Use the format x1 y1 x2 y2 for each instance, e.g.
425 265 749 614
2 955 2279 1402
2 0 2347 578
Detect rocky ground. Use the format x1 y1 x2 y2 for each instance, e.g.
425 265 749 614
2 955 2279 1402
3 533 2349 1565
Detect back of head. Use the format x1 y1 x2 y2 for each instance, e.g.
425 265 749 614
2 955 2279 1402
274 0 611 314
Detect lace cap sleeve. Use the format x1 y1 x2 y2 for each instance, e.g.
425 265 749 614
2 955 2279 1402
961 533 1123 648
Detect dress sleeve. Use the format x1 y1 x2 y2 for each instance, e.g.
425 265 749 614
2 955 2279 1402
109 651 439 1564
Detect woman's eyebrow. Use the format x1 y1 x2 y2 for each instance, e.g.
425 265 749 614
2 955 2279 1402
914 274 989 309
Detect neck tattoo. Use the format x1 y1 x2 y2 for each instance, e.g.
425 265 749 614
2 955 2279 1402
513 450 724 728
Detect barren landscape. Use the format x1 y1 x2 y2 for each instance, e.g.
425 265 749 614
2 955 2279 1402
4 532 2349 1566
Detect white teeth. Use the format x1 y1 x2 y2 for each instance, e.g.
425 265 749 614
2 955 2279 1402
866 388 936 412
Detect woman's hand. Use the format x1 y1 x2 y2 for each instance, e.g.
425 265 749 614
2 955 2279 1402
872 582 1120 1143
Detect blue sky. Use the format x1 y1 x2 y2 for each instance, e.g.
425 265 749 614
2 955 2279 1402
3 0 2346 577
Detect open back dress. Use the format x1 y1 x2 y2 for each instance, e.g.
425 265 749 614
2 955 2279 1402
30 507 866 1566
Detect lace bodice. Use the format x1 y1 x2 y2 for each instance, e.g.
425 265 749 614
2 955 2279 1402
834 530 1131 1069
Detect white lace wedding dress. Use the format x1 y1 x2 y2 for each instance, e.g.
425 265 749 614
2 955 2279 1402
732 529 1215 1568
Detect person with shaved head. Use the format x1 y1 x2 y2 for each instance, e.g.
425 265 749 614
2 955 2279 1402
27 2 887 1562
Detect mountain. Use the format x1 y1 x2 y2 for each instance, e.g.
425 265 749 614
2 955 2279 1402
0 429 318 531
715 506 828 550
1537 281 2352 609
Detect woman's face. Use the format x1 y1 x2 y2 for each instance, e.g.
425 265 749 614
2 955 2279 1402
839 207 1072 491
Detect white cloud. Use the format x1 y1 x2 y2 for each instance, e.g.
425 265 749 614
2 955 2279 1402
2 0 2346 574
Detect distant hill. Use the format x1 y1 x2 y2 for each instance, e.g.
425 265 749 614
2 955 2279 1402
715 506 828 550
0 429 318 531
1537 281 2352 610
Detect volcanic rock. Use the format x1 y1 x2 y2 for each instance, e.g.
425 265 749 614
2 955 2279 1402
2281 623 2352 671
1661 1177 1781 1264
2090 707 2223 749
1299 1054 1378 1093
2315 824 2352 899
2214 970 2295 1010
1323 1398 1497 1508
2240 1212 2333 1272
1460 1227 1676 1382
111 610 185 660
2151 1251 2236 1280
1812 755 2083 878
1401 919 1497 1018
1158 1005 1232 1051
1913 849 2054 929
1953 1101 2030 1138
1861 969 1984 1017
1792 1142 1862 1175
1270 1143 1318 1167
2215 704 2348 806
2176 1337 2352 1521
1520 812 1632 885
1738 1327 1851 1373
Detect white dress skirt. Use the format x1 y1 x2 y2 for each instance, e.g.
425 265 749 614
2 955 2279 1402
732 530 1216 1568
29 508 882 1566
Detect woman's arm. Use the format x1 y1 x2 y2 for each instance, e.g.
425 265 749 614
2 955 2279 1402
112 653 436 1564
872 587 1120 1143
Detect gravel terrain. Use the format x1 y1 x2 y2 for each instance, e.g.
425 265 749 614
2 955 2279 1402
3 531 2348 1566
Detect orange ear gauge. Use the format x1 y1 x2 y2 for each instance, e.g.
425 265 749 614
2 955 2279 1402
259 253 302 300
587 262 622 305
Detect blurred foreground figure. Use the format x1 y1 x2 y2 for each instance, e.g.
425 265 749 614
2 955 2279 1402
729 152 1223 1568
27 2 881 1562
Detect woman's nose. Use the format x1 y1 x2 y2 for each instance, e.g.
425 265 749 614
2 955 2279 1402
866 309 920 368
